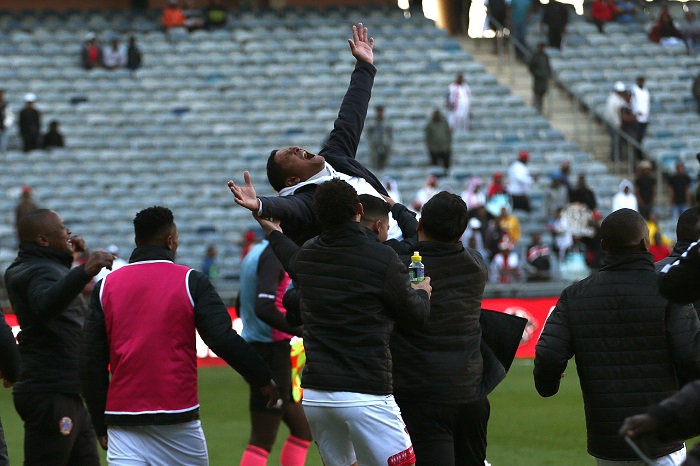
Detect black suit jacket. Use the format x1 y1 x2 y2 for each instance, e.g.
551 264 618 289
258 61 388 245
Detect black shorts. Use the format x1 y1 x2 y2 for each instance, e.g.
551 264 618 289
249 340 294 412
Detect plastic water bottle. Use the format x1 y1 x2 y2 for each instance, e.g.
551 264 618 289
409 251 424 284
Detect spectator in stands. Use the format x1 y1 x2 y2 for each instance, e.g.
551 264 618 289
557 160 572 189
489 234 521 283
162 0 187 40
205 0 228 30
569 174 597 210
487 172 507 199
507 151 534 213
619 90 638 160
241 229 262 259
545 174 569 222
631 76 650 160
634 160 655 219
529 42 551 114
647 213 673 252
591 0 617 33
668 161 692 221
582 210 603 270
612 179 638 212
535 208 700 466
461 177 486 212
542 0 569 49
184 0 205 31
383 176 402 204
0 90 13 154
18 93 40 153
549 207 573 261
650 231 672 262
693 72 700 114
425 109 452 171
680 11 700 53
446 74 471 132
81 32 102 70
462 217 489 260
606 81 626 161
509 0 533 59
15 186 37 233
201 245 218 281
525 232 552 281
497 206 521 246
486 0 508 41
126 36 142 72
412 175 439 212
102 37 127 70
613 0 636 23
366 105 393 170
649 8 684 45
41 120 64 151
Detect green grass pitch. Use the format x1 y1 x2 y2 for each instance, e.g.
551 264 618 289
0 360 694 465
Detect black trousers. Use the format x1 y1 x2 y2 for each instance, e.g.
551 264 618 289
13 392 100 466
511 194 531 212
429 150 451 170
547 27 564 49
399 397 490 466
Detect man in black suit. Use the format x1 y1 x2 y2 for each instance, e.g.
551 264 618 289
228 23 396 245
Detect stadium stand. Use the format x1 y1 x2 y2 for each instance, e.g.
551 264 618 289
0 6 623 289
533 4 700 175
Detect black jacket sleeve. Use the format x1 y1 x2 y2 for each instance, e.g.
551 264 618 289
381 255 430 328
254 247 301 336
267 231 301 280
319 60 376 161
282 285 303 327
0 313 19 384
384 203 419 255
659 241 700 304
533 289 573 397
258 189 316 231
648 380 700 442
80 280 110 436
189 271 272 389
26 264 93 322
665 302 700 385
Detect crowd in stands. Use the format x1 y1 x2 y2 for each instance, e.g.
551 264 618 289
162 0 229 40
81 32 142 71
0 91 65 154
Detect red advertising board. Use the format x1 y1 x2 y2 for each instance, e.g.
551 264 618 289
2 298 557 367
482 297 558 358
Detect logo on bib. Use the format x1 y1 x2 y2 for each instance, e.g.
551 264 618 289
59 417 73 436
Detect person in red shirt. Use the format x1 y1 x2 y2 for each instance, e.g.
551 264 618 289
162 0 186 30
487 172 507 199
650 231 671 262
591 0 617 32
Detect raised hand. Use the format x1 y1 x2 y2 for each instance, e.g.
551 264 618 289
227 171 261 212
83 250 116 277
348 23 374 65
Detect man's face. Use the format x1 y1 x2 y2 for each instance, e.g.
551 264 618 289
274 147 326 187
376 216 390 243
42 212 73 254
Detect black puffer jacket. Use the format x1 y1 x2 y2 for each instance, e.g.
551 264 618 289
534 252 700 461
392 241 488 404
659 240 700 305
269 223 430 395
4 243 93 394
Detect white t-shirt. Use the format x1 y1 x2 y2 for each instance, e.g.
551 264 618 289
507 160 533 196
631 84 650 123
605 92 624 128
103 44 127 68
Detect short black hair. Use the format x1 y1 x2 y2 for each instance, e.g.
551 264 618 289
267 150 285 192
359 194 390 221
600 208 647 253
134 206 175 243
17 209 54 243
420 192 468 242
676 208 700 242
312 179 359 229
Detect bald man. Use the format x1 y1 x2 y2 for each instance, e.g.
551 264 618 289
5 209 114 466
534 208 700 466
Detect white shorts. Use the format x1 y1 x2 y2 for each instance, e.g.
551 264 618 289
107 420 209 466
302 392 414 466
596 445 686 466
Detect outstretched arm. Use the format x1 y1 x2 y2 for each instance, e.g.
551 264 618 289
319 23 377 161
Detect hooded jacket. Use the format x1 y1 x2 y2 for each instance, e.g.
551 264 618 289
611 179 638 212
